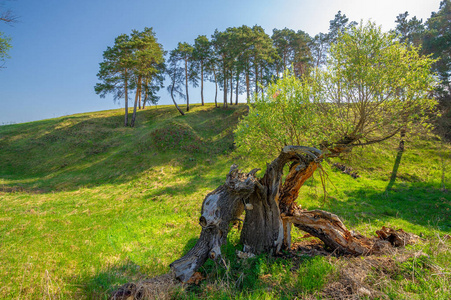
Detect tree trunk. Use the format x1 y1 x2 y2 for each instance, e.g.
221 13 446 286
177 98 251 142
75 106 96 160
170 165 258 281
255 64 259 96
246 71 250 103
142 92 147 109
124 70 129 127
185 58 190 112
201 62 204 106
170 83 185 116
235 74 239 105
213 68 218 108
131 75 141 127
230 76 233 105
170 146 418 283
223 69 228 109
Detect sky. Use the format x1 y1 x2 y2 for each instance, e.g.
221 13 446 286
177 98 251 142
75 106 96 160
0 0 443 124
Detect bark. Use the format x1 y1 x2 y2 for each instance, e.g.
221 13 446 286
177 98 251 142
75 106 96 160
170 165 259 282
213 68 218 108
124 70 129 127
170 145 418 283
235 74 239 105
230 76 233 105
201 62 204 106
223 70 228 108
131 75 141 127
142 92 147 109
246 71 250 103
255 64 259 96
170 83 185 116
185 58 190 112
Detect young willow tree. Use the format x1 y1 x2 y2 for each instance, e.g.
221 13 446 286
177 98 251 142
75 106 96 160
170 22 438 282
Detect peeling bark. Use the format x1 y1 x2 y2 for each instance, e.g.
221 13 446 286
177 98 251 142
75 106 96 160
170 145 418 283
170 165 258 282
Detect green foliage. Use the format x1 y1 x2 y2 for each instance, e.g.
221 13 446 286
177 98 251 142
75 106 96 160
236 21 438 163
235 72 325 160
95 28 165 125
321 21 438 144
0 31 11 64
424 0 451 95
295 256 337 293
271 28 311 77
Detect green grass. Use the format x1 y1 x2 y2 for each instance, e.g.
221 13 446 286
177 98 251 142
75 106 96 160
1 103 450 299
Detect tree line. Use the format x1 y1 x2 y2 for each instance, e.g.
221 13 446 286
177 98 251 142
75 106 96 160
95 1 451 127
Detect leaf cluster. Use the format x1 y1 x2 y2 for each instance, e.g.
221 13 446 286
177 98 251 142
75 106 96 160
235 22 439 161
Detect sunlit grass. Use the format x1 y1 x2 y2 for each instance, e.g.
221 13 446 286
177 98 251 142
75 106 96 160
0 103 450 299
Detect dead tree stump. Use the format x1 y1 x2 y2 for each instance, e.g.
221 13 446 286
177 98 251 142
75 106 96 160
170 146 418 282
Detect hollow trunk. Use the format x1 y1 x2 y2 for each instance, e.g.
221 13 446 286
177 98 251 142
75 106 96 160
170 146 418 283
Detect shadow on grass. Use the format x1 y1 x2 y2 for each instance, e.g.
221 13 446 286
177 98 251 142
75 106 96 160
77 237 200 299
0 105 245 194
322 184 450 233
78 260 144 299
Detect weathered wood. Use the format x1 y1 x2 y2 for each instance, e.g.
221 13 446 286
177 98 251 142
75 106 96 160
240 146 321 255
169 145 418 283
285 210 373 255
170 165 258 282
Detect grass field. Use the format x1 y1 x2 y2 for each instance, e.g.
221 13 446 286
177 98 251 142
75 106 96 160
1 103 450 299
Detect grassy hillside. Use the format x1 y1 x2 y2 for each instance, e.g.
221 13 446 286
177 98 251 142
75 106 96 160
0 103 450 299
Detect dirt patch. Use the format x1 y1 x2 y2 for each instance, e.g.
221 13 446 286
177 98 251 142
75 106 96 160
111 272 179 300
110 237 441 300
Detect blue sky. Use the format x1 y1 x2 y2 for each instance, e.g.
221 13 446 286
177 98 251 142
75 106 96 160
0 0 442 124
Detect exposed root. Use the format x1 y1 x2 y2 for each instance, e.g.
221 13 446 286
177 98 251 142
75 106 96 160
283 208 419 256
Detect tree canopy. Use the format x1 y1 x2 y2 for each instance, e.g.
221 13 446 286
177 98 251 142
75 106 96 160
0 1 16 68
95 27 164 126
235 22 438 161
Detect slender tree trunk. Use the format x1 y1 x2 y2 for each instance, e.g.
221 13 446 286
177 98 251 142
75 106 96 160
201 62 204 106
213 68 218 108
142 78 148 109
185 58 190 112
171 83 185 116
124 70 129 127
142 92 147 109
131 75 142 127
283 51 287 74
235 73 239 105
246 70 250 103
255 63 259 97
230 75 233 105
223 63 228 108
